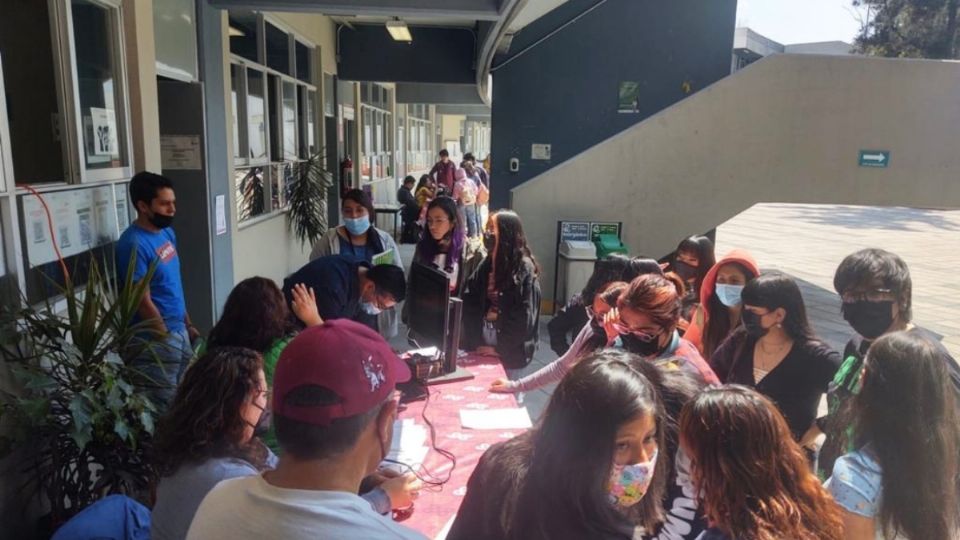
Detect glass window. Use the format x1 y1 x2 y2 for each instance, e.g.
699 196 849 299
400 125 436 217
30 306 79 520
72 0 128 172
247 69 267 162
375 111 383 154
0 0 67 184
230 64 243 161
295 41 310 83
265 23 290 75
268 74 280 159
228 12 259 62
298 87 316 158
236 166 266 220
323 73 335 117
363 108 372 154
282 81 296 161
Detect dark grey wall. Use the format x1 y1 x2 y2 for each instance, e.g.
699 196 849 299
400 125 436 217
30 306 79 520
337 25 477 84
489 0 738 209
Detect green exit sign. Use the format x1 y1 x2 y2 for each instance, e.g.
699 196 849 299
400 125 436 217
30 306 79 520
859 150 890 168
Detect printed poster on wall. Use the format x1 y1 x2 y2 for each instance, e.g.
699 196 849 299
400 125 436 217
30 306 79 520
90 107 120 159
21 191 79 267
91 185 120 246
115 183 131 231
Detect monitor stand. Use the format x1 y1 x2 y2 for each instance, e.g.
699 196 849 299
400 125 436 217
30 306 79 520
425 297 474 385
424 365 474 385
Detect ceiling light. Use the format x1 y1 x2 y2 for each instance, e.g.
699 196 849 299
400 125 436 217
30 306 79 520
228 26 245 38
386 20 412 42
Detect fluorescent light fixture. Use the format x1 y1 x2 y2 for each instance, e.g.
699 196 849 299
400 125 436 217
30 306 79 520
228 26 245 38
386 20 412 42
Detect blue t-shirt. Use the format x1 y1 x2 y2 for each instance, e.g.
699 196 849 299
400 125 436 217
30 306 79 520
116 224 187 332
826 447 883 519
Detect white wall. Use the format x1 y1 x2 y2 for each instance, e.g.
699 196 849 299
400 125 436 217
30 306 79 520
511 54 960 308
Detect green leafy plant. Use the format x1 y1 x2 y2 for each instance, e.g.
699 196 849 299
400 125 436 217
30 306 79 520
0 253 160 528
239 167 266 221
287 153 334 249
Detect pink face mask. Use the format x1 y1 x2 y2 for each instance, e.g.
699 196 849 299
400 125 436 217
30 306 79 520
607 449 658 507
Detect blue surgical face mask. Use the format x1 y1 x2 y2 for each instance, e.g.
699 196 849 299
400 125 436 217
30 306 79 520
344 215 370 236
715 284 744 307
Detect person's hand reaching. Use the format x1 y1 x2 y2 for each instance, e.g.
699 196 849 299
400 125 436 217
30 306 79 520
291 283 323 327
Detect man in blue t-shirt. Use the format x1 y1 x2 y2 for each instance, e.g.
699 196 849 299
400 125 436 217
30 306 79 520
116 171 198 410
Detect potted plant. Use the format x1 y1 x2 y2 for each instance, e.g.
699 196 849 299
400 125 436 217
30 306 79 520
286 153 334 249
0 254 160 533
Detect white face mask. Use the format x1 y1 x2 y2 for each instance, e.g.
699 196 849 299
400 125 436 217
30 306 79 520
715 284 744 307
361 302 382 315
607 449 658 507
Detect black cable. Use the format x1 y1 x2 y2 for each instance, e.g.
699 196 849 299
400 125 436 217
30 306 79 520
386 382 457 489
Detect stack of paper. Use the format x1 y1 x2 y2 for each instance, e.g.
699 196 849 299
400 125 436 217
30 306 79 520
381 418 430 473
460 407 533 430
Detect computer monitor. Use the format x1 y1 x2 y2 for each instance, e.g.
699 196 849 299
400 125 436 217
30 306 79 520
407 262 450 350
406 262 472 384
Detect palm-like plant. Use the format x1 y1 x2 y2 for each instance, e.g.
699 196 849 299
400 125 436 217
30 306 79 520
0 253 160 529
287 152 334 248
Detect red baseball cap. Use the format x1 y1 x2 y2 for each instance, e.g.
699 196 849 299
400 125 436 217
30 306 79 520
272 319 411 426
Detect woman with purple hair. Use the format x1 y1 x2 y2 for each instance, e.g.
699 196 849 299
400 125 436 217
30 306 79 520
412 196 467 293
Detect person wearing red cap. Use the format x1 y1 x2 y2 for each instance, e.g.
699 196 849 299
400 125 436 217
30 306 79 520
186 320 427 540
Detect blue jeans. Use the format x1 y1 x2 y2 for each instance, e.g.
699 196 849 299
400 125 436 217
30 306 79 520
464 204 479 238
129 328 192 412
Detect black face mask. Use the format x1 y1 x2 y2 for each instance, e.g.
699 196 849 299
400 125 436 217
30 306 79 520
589 317 605 336
621 333 664 358
741 310 769 338
842 300 894 340
249 403 272 438
673 260 698 282
483 232 496 252
149 213 174 229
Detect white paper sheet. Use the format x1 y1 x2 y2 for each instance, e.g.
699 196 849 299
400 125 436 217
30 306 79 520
460 407 532 430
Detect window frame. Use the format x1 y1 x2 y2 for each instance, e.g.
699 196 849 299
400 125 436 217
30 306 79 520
229 13 319 225
59 0 135 184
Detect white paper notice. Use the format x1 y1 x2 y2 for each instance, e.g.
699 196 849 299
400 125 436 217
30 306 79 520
215 194 227 236
460 408 533 430
160 135 202 170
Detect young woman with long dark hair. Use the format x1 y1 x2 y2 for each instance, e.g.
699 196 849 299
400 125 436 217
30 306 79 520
412 196 466 292
151 347 275 540
461 210 541 371
682 250 760 360
613 273 719 385
489 281 627 393
664 236 715 333
826 330 960 540
708 273 840 441
448 350 667 540
680 385 843 540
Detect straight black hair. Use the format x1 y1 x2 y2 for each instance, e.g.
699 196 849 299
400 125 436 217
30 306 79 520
850 330 960 540
402 175 416 186
341 188 376 218
439 149 449 157
274 385 384 460
833 248 912 321
581 255 663 304
676 235 716 293
508 350 667 539
416 174 431 190
129 171 173 209
491 210 539 291
740 272 815 342
367 264 406 303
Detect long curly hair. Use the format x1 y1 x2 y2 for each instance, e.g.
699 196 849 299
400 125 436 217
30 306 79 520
680 385 842 540
207 277 295 353
153 347 270 476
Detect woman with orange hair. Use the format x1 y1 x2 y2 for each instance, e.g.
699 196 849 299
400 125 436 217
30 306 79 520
612 274 719 385
679 385 843 540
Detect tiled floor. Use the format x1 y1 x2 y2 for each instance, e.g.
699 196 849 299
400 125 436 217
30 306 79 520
394 203 960 421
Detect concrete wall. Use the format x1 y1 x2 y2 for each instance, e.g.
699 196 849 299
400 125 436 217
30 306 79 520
512 54 960 308
489 0 738 209
227 12 337 285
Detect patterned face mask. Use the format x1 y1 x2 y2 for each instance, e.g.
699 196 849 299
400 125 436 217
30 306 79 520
608 448 658 507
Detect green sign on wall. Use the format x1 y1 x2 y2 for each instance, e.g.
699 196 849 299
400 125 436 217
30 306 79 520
859 150 890 168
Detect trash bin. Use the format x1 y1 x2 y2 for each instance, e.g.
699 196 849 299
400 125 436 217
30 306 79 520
594 233 628 259
557 240 598 308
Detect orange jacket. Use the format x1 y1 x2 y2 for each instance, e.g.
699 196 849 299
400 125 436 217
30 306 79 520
684 249 760 355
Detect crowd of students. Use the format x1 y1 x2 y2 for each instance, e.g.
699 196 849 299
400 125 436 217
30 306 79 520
104 171 959 539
